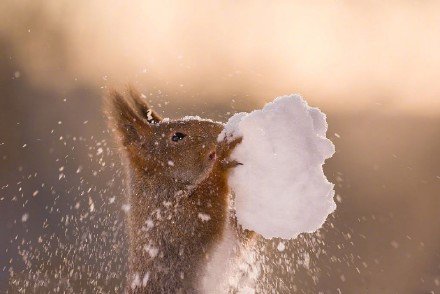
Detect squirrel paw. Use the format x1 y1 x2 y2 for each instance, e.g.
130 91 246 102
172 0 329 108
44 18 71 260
217 137 243 169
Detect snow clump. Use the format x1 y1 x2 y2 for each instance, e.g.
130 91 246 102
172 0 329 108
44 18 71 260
219 95 336 239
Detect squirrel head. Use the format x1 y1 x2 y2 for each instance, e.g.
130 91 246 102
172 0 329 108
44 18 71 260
106 88 224 188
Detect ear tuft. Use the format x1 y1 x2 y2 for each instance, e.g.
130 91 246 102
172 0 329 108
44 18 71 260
105 89 149 146
127 86 162 124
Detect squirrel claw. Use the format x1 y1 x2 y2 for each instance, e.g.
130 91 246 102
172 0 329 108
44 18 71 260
227 137 243 150
216 136 243 170
217 136 243 159
221 159 243 169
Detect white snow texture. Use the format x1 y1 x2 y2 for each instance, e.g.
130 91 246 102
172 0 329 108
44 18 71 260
219 95 336 239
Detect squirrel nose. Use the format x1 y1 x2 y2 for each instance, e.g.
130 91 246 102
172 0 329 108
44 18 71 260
208 151 216 161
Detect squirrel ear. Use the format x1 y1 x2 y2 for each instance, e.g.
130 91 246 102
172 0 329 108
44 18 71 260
127 86 162 124
105 89 151 146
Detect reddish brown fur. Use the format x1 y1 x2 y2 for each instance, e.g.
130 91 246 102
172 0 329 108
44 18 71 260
105 88 247 293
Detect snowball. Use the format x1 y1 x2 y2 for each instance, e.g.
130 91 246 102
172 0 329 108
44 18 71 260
219 94 336 239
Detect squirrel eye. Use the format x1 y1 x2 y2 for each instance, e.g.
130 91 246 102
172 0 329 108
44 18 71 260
171 132 187 142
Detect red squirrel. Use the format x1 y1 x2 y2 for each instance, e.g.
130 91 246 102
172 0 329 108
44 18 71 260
106 88 253 293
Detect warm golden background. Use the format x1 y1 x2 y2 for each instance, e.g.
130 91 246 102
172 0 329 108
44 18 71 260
1 1 439 293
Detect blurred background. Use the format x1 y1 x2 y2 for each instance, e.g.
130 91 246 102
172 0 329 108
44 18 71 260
1 0 439 293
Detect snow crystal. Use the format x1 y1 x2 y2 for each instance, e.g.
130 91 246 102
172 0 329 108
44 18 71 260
181 115 218 124
142 272 150 286
144 244 159 258
220 94 336 239
131 273 141 289
21 213 29 222
121 204 131 212
146 109 154 122
145 219 154 229
198 213 211 222
88 197 95 212
277 242 286 252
